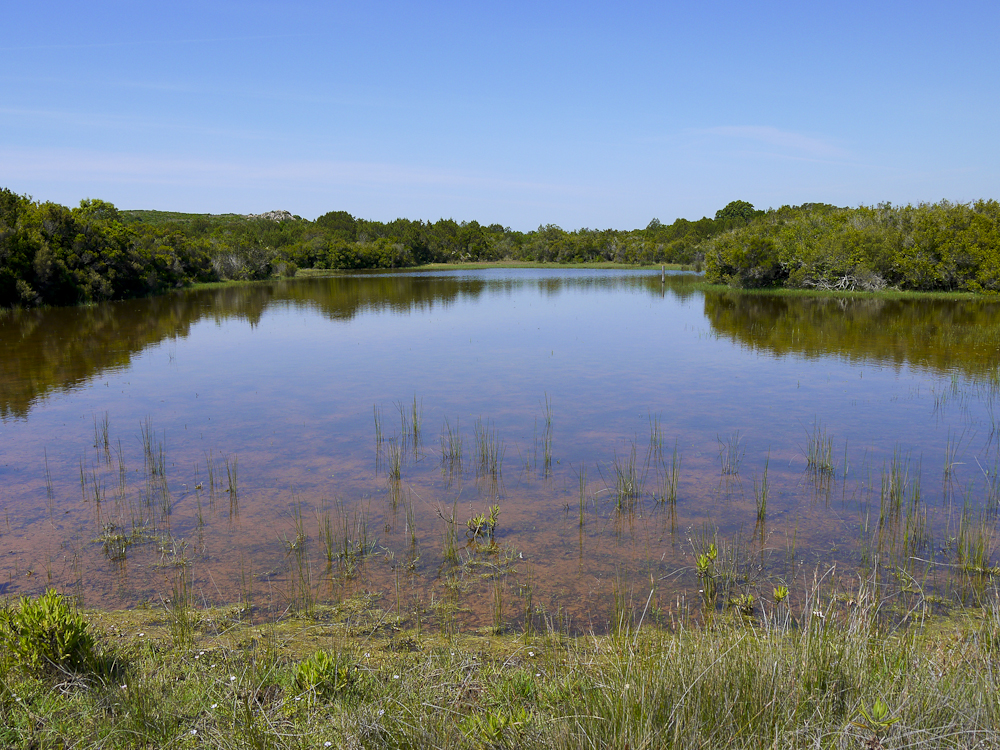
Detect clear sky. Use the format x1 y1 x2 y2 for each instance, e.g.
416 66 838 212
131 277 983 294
2 0 997 230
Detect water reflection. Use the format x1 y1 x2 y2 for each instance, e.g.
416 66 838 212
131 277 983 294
0 271 695 420
704 289 1000 379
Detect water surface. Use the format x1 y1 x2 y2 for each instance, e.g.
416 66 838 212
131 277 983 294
2 270 999 629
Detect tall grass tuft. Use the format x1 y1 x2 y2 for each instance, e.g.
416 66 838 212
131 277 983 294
718 430 744 475
805 419 835 474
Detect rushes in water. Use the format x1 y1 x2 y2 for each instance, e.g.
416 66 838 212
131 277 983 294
753 451 770 523
93 411 111 463
578 465 588 526
224 453 239 517
43 448 55 510
609 441 645 511
542 394 553 476
411 394 422 448
373 404 383 449
440 417 462 470
718 430 744 475
805 419 835 474
474 417 505 481
667 442 680 504
387 438 402 482
943 427 971 479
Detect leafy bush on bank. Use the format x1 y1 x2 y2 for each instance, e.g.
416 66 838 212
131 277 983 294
704 200 1000 292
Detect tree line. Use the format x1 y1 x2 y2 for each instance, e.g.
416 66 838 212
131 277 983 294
5 185 1000 308
0 187 731 307
703 200 1000 293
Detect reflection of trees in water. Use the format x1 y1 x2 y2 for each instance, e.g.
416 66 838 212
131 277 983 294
0 271 694 419
703 290 1000 379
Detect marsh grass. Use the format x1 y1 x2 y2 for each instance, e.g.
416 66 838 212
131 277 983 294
440 417 463 476
718 430 744 475
386 438 402 482
753 451 770 524
7 577 1000 748
606 441 646 511
805 418 835 474
224 453 239 517
474 418 505 496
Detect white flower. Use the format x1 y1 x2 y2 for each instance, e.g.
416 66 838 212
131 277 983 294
325 743 333 748
138 632 145 637
393 674 399 679
229 676 237 682
528 651 535 657
535 673 541 677
190 729 198 735
624 683 630 690
211 704 218 709
377 709 385 716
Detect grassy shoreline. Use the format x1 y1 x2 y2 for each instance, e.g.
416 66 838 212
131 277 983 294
4 583 1000 748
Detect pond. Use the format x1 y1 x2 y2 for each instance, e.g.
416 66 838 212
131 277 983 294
2 269 999 631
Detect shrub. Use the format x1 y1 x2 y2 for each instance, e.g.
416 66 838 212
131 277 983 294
1 589 96 674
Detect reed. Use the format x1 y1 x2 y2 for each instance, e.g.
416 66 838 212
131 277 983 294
609 441 645 511
373 404 383 448
805 419 834 474
43 448 55 512
753 451 770 523
224 453 239 517
474 417 505 484
411 393 422 448
287 499 312 613
542 394 553 477
386 438 402 482
93 411 111 463
440 417 463 468
718 430 744 475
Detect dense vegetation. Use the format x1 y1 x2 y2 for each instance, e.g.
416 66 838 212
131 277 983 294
5 185 1000 308
1 187 727 308
704 200 1000 292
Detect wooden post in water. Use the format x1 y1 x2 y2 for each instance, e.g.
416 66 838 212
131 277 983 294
661 265 665 283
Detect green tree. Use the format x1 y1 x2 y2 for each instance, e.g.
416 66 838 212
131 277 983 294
715 200 758 224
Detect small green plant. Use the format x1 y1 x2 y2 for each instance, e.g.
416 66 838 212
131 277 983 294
773 585 789 603
293 649 365 704
730 592 755 616
696 543 718 604
1 589 96 674
467 504 500 543
852 697 901 746
462 707 532 748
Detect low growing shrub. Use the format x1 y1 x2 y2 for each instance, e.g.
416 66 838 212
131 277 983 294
1 589 96 675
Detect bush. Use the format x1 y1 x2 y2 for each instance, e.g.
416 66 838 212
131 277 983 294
1 589 96 674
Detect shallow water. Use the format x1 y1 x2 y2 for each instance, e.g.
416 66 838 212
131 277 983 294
2 270 999 630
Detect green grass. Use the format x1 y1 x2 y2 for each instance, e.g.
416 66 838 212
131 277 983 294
5 585 1000 748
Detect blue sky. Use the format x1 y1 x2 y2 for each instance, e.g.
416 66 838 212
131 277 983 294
2 0 997 230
